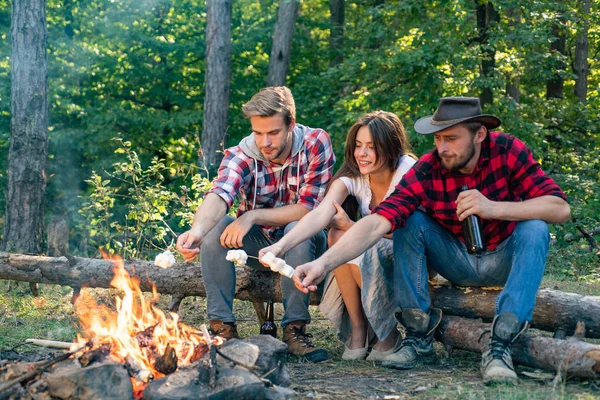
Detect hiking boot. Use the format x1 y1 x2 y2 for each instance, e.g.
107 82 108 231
382 308 441 369
283 321 328 363
209 320 239 340
480 311 528 385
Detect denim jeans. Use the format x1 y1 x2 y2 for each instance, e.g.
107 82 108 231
201 216 327 327
392 211 550 323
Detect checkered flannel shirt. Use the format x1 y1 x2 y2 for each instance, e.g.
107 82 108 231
373 131 567 250
208 128 335 238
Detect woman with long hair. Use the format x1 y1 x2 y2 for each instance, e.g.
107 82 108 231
260 111 416 360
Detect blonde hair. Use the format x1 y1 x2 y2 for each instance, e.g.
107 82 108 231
242 86 296 127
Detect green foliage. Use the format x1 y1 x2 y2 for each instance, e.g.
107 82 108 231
79 139 212 259
0 0 597 278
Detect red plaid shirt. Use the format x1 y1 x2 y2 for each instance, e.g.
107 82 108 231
373 131 567 250
209 127 335 238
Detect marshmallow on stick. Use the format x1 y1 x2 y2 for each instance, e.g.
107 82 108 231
260 252 295 279
226 250 249 267
155 250 176 268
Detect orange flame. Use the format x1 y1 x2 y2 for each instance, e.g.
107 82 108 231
72 251 222 386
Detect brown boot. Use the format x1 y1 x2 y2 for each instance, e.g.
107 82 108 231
283 321 328 363
209 320 239 340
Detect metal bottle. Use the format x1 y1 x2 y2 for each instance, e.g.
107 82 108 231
260 299 277 338
461 185 486 254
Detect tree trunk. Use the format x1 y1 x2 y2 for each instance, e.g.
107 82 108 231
267 0 300 86
475 0 499 107
201 0 232 169
438 315 600 379
329 0 345 67
3 253 600 339
4 0 49 296
574 0 590 102
546 15 566 99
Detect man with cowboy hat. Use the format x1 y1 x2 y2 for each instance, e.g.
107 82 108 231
291 97 570 383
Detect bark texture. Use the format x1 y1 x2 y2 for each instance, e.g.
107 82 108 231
438 315 600 379
574 0 591 102
0 252 322 306
546 15 566 99
2 253 600 339
201 0 232 169
3 0 48 256
267 0 300 86
431 285 600 338
475 0 499 106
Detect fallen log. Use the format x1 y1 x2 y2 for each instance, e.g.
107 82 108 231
431 284 600 338
2 252 600 338
0 252 322 305
437 315 600 379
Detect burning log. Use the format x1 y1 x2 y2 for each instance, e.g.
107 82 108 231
437 315 600 379
2 252 600 339
154 344 178 375
78 344 111 367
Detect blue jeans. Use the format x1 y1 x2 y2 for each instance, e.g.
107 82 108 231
392 211 550 323
201 216 327 327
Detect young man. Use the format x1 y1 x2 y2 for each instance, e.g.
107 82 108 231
177 86 334 362
292 97 570 380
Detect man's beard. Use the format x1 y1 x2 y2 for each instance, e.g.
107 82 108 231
442 142 476 173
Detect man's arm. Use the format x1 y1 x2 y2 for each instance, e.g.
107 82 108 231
176 193 228 261
293 213 392 292
457 191 571 224
219 203 310 248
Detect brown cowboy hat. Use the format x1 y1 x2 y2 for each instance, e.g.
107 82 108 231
414 97 501 135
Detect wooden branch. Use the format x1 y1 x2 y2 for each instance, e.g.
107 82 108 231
576 225 600 254
564 226 600 242
25 339 72 349
438 315 600 379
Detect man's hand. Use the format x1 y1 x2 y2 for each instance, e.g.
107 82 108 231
258 243 285 262
220 212 254 248
329 200 354 231
176 229 203 261
292 260 327 294
456 189 499 221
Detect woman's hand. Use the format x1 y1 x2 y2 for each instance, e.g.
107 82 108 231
258 243 285 263
329 200 354 231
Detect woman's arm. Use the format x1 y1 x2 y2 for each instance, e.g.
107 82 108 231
259 179 350 258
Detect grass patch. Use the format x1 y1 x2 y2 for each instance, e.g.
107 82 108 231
1 277 599 399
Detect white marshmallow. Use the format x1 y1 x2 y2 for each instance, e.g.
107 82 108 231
155 250 176 269
260 252 295 278
226 250 248 266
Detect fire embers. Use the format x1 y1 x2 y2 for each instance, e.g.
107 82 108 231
71 252 221 390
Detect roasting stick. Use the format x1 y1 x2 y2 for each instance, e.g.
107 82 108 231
25 339 73 349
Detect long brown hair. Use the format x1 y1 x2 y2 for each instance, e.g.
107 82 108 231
329 111 414 220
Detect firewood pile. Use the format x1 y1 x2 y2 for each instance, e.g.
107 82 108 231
0 335 293 399
1 251 599 383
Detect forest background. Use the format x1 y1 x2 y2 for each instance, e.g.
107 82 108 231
0 0 599 282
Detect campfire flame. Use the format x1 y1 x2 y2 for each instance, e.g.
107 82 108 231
72 251 222 392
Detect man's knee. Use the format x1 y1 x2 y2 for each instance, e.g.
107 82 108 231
514 220 550 245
